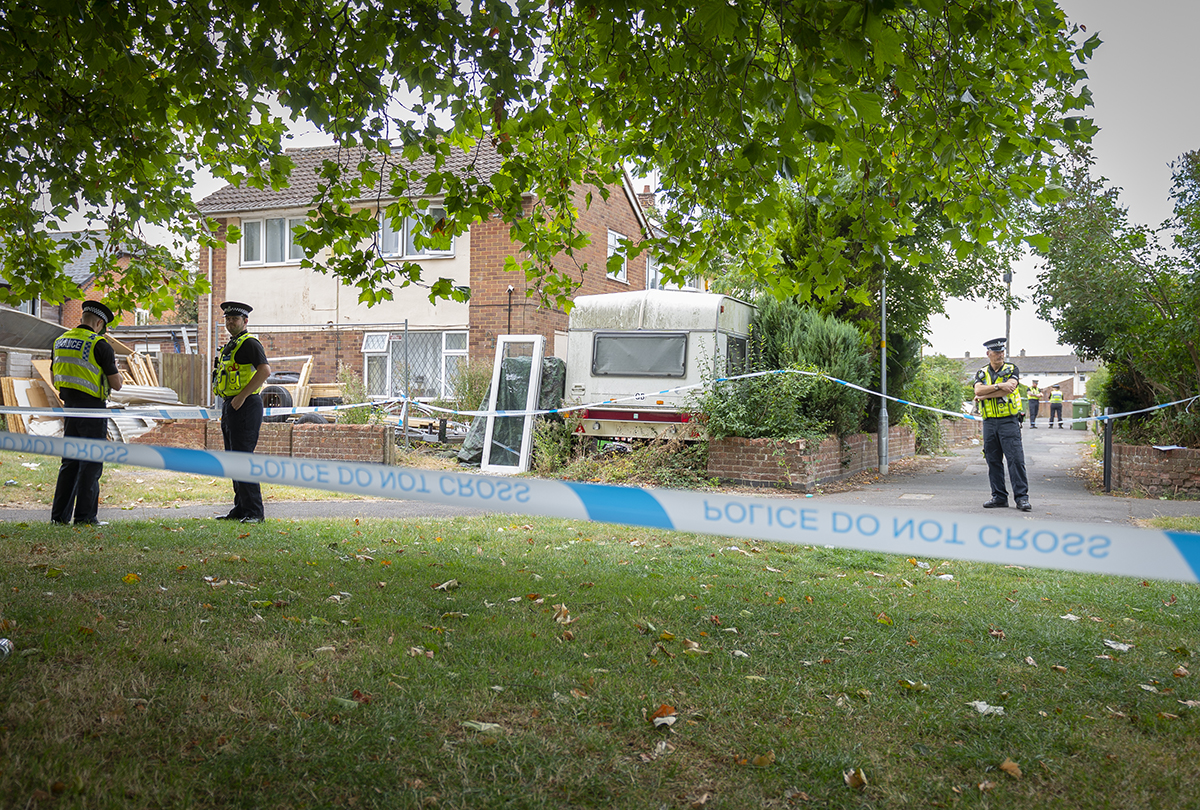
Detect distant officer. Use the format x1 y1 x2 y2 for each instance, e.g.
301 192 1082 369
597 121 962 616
1026 379 1041 429
212 301 271 523
973 337 1031 512
50 301 123 525
1049 384 1064 428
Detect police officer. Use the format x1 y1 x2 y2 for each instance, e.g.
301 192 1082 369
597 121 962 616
1026 379 1041 429
50 301 123 525
973 337 1032 512
212 301 271 523
1049 384 1064 428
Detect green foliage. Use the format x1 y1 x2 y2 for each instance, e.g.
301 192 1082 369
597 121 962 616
746 296 872 436
1032 148 1200 445
531 418 575 475
3 1 1095 316
335 363 384 425
696 369 830 442
557 437 712 490
444 362 493 415
1085 365 1111 410
903 354 973 453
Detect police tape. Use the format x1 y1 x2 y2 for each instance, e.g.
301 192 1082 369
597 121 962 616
4 430 1199 584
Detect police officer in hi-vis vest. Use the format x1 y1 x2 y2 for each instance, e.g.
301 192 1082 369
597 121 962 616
212 301 271 523
973 337 1032 512
1026 379 1041 428
50 301 123 525
1049 384 1064 428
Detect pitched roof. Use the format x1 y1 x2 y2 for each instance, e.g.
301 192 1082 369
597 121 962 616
196 140 507 215
953 354 1102 377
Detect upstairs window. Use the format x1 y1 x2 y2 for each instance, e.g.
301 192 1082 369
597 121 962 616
242 217 307 265
380 207 454 258
607 230 628 283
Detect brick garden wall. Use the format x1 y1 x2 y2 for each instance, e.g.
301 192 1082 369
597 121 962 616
939 418 982 447
1110 443 1200 496
707 426 916 492
133 421 395 465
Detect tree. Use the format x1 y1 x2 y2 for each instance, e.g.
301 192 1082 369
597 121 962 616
1032 148 1200 443
2 0 1096 317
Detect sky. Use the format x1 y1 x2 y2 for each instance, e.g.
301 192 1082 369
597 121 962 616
926 0 1200 359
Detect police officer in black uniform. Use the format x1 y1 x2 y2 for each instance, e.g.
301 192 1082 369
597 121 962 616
973 337 1032 512
50 301 123 525
212 301 271 523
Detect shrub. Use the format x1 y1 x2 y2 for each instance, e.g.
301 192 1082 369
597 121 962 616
335 363 385 425
904 354 973 453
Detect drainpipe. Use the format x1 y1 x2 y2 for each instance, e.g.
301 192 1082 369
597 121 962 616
206 245 213 407
506 285 514 334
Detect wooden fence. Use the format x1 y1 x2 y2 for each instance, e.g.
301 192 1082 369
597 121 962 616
161 353 209 406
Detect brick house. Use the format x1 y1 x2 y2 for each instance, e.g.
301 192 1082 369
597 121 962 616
0 232 149 376
195 141 657 401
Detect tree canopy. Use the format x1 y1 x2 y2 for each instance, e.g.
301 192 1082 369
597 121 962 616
2 0 1097 315
1032 148 1200 442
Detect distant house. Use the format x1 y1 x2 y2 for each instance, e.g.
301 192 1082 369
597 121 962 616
195 140 658 401
955 350 1101 401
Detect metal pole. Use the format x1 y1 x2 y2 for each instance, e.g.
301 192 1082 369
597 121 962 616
1103 407 1113 492
403 318 410 450
878 273 888 475
1003 271 1012 351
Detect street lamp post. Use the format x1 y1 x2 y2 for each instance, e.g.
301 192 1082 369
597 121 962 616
878 272 888 475
1003 270 1013 350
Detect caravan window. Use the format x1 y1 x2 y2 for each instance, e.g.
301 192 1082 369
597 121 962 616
592 332 687 377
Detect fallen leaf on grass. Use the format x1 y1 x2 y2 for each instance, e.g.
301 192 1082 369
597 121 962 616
1158 711 1181 719
552 604 575 624
314 646 336 655
682 638 711 655
329 697 358 710
1140 684 1159 693
752 750 775 767
731 650 749 659
408 646 434 659
979 781 997 792
1174 666 1190 678
122 573 140 584
843 768 868 790
461 720 505 734
432 579 459 591
1104 639 1133 652
1178 700 1200 708
899 679 930 692
968 701 1005 716
1051 665 1068 673
1060 614 1081 622
999 758 1022 778
876 612 893 626
1025 657 1038 667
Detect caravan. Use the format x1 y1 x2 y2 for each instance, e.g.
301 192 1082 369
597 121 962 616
564 289 756 439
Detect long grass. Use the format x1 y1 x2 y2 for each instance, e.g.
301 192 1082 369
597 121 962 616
1 516 1198 809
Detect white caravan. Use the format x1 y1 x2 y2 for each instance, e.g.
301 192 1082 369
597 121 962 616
564 289 756 439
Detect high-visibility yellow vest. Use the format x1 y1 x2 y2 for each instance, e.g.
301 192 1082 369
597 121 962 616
1050 389 1063 403
52 326 111 399
213 331 263 398
978 363 1021 418
1026 387 1040 401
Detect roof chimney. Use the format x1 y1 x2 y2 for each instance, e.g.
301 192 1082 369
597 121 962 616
964 351 970 359
1020 348 1026 356
637 185 656 212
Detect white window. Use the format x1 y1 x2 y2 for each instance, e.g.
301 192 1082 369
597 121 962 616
242 217 307 265
361 329 468 400
607 230 628 283
14 297 39 316
135 308 150 326
379 207 454 258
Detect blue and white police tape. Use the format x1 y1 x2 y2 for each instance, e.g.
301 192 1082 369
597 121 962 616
0 399 390 421
3 430 1198 584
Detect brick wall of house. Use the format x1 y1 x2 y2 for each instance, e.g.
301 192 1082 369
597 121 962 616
253 328 362 384
134 419 394 465
467 183 649 363
1111 443 1200 496
200 222 229 374
707 426 916 491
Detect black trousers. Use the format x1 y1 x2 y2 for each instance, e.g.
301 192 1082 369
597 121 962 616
982 414 1028 503
221 394 264 519
1027 399 1039 425
1049 402 1063 425
51 411 108 523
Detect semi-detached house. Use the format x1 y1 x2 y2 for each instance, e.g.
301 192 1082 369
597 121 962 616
196 141 656 402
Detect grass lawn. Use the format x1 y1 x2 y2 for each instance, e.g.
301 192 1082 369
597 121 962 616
2 515 1198 809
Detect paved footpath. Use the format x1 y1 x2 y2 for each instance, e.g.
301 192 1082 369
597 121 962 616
826 424 1199 527
2 427 1195 528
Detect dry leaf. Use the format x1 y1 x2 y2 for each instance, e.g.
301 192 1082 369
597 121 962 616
1103 639 1132 652
648 704 676 722
843 768 868 790
999 758 1022 778
1051 665 1068 673
1140 684 1159 693
122 573 140 584
752 750 775 767
1158 712 1180 719
899 679 930 691
1178 700 1200 708
682 638 711 655
1060 614 1081 622
432 579 459 591
552 604 574 624
968 701 1005 715
1025 656 1038 667
1174 666 1190 678
978 781 997 792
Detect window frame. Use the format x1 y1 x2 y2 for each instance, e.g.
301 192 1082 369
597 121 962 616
242 216 307 266
379 206 455 259
606 229 628 283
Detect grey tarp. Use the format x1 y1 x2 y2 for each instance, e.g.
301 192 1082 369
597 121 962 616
457 356 566 466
